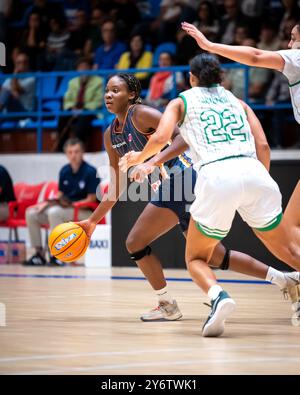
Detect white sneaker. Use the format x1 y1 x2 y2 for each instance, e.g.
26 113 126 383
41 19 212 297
202 291 236 337
281 272 300 311
140 300 183 322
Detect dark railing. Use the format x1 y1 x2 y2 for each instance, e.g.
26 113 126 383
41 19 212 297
0 64 292 152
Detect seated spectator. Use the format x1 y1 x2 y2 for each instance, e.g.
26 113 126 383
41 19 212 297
67 9 90 57
218 0 249 45
83 7 107 58
193 1 220 42
116 34 153 88
223 38 273 102
175 28 200 65
22 0 63 34
24 138 99 266
94 19 126 70
279 0 300 40
0 52 35 115
55 57 104 152
0 164 15 222
240 0 266 18
144 52 185 110
20 12 47 71
0 0 12 43
232 24 251 45
257 22 281 51
63 0 91 32
109 0 141 40
265 70 292 148
39 15 76 71
156 0 197 42
280 16 297 47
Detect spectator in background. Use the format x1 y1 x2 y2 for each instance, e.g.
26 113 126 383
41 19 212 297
83 7 107 58
193 1 220 42
24 138 99 266
56 57 103 152
265 70 292 148
39 15 75 70
20 12 47 70
223 38 273 103
23 0 63 35
110 0 141 41
0 52 35 114
218 0 249 45
67 9 90 58
257 22 281 51
232 25 250 46
157 0 197 42
63 0 91 32
144 52 185 110
176 21 200 65
116 34 153 88
0 164 15 222
94 19 126 70
0 0 12 43
280 16 298 47
279 0 300 40
240 0 266 19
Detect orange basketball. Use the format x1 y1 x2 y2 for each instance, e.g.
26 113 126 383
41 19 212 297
48 222 89 262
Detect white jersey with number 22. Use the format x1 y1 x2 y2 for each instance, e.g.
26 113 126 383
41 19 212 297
178 85 257 171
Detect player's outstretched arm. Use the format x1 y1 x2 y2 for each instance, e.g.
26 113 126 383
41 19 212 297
240 100 271 171
181 22 284 72
77 128 127 238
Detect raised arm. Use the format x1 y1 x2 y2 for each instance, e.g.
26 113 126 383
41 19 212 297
240 100 271 171
181 22 285 72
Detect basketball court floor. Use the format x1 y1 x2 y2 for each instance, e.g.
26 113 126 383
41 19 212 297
0 264 299 375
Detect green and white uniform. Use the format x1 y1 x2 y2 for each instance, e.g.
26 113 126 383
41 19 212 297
277 49 300 124
178 85 282 240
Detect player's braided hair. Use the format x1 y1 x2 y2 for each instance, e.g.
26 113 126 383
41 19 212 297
118 73 142 104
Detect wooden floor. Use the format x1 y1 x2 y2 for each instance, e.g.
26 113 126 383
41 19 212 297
0 264 299 375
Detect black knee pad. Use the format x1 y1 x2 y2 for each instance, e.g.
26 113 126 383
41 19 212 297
130 245 152 261
220 248 231 270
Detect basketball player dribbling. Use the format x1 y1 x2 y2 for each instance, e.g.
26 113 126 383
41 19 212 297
78 73 300 326
120 56 300 336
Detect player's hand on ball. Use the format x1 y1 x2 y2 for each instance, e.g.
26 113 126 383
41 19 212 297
75 219 96 239
181 22 212 51
129 162 155 183
119 151 143 172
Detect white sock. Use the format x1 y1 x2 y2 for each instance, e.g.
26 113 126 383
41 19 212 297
266 267 287 289
155 285 173 304
208 284 223 301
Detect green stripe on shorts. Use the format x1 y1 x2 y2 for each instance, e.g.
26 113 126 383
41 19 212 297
254 212 283 232
195 222 228 240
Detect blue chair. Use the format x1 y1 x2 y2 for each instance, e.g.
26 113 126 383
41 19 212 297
153 42 177 66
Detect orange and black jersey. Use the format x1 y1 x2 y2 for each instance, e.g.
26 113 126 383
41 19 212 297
110 105 192 171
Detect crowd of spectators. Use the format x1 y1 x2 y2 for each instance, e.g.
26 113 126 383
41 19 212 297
0 0 300 148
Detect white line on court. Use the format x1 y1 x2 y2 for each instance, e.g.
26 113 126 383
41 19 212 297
7 356 300 375
1 343 300 363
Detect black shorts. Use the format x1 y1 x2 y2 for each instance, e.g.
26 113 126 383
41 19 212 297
150 166 196 232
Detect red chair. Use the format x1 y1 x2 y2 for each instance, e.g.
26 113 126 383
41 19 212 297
39 181 59 202
4 182 45 242
73 181 109 224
